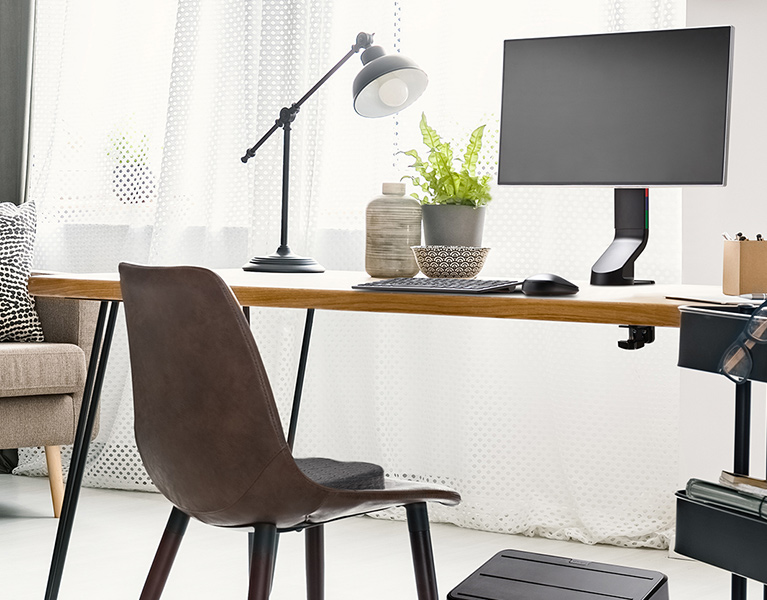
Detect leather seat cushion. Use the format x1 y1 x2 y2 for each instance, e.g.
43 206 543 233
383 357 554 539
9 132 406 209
297 457 384 490
0 342 86 398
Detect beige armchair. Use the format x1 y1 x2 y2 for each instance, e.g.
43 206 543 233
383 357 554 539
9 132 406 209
0 297 98 517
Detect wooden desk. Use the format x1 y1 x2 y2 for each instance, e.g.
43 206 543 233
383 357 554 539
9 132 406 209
29 268 726 327
29 269 726 599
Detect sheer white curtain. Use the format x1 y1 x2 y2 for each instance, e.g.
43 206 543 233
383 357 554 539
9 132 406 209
292 0 685 548
22 0 684 548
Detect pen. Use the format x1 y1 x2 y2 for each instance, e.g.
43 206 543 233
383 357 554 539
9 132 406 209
722 232 734 241
740 293 767 300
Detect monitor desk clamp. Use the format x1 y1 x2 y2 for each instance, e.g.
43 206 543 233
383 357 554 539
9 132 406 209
589 188 656 350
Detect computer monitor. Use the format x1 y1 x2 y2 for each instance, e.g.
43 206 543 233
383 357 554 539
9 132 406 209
498 26 733 285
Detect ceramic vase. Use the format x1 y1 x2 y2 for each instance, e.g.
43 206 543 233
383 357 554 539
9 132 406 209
365 183 421 278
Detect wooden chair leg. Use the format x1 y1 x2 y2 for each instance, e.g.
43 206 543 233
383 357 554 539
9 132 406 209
43 446 64 518
405 503 439 600
140 507 190 600
305 524 324 600
248 523 277 600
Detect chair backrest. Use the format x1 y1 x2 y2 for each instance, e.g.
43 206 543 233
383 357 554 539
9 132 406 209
119 263 320 525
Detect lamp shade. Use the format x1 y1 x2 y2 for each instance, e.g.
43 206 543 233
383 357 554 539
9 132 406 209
352 51 428 118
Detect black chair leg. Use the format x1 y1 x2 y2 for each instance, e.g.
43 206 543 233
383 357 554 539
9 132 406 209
248 523 278 600
405 503 439 600
140 507 190 600
305 524 325 600
248 531 280 582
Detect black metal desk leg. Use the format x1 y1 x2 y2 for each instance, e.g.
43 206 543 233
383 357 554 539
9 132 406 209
240 305 313 448
45 300 120 600
287 308 315 450
732 380 751 600
246 308 313 586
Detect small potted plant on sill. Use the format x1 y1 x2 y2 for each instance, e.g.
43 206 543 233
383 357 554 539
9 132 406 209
107 126 156 205
401 113 492 246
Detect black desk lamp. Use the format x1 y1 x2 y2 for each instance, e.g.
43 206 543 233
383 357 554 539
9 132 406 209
241 32 428 273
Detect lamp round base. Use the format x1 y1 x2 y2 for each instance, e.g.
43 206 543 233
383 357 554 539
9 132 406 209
242 249 324 273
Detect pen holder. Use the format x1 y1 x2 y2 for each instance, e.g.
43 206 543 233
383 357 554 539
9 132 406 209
723 240 767 296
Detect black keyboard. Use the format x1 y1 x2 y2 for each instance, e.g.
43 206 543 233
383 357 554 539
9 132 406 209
352 277 523 294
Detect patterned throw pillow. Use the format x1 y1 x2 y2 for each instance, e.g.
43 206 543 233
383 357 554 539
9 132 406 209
0 202 44 342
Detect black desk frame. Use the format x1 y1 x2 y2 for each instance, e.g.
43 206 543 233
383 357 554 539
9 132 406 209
45 301 119 599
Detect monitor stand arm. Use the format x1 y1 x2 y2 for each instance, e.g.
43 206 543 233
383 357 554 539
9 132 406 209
590 188 654 286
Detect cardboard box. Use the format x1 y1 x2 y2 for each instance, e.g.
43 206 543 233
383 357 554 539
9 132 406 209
723 240 767 295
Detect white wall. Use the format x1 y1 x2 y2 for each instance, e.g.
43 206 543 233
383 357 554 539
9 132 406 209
680 0 767 485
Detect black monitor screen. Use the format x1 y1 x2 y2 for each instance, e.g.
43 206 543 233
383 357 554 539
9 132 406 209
498 26 733 186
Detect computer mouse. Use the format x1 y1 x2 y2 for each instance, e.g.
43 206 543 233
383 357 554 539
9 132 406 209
521 273 579 296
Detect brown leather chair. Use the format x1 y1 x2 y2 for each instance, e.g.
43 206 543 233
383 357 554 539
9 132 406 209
118 263 460 600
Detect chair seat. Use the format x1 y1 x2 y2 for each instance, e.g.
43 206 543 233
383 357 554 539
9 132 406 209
0 343 85 398
297 457 384 490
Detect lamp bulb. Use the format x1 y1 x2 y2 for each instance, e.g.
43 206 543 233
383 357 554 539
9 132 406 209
378 78 409 108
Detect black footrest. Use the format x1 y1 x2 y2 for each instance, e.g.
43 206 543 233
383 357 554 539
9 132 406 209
448 549 668 600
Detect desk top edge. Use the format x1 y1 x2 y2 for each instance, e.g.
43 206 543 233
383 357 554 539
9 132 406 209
27 269 727 327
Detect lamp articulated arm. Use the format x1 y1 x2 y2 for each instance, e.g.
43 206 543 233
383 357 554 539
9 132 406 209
240 32 374 164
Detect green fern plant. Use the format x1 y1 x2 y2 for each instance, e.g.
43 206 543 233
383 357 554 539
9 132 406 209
401 113 492 207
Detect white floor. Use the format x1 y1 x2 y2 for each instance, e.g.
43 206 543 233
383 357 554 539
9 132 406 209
0 473 757 599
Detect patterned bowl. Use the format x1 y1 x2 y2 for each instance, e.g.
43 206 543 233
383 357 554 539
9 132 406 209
411 245 491 278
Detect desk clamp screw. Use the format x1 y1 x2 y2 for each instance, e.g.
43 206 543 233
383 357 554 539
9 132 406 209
618 325 655 350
